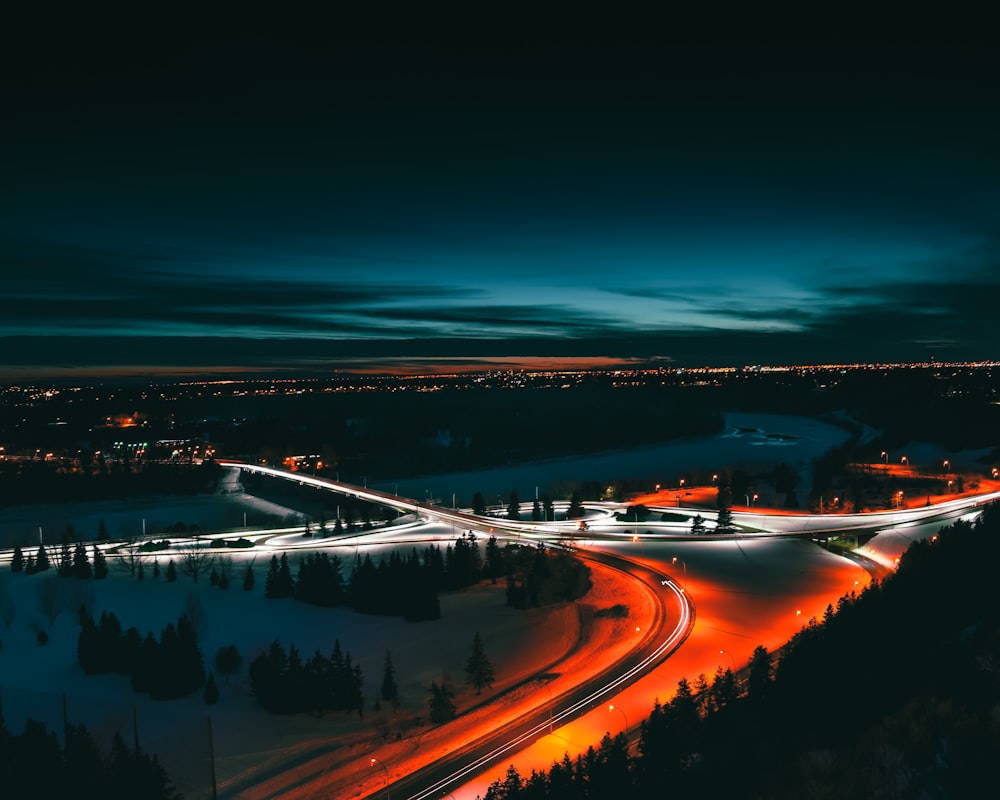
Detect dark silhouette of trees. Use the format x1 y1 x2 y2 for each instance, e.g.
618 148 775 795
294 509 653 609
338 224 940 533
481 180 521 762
427 680 456 723
0 720 180 799
242 562 255 591
249 638 363 715
77 609 205 700
92 545 108 579
504 543 591 609
464 632 496 694
472 491 487 515
214 644 243 683
203 671 219 704
10 545 22 572
380 650 399 707
506 490 521 520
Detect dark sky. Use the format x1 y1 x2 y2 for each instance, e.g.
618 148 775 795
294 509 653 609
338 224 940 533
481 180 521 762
2 13 998 380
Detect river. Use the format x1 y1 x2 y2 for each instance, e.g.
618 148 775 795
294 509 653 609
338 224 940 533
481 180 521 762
386 412 853 505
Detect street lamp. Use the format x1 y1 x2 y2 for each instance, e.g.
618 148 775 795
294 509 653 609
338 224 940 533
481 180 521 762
901 456 908 466
370 758 390 800
943 459 950 472
881 450 888 465
720 648 736 672
609 704 628 733
671 555 687 581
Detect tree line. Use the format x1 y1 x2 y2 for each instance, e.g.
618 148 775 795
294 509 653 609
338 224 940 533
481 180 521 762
0 719 180 800
261 535 590 620
248 638 364 716
77 610 205 701
483 501 1000 799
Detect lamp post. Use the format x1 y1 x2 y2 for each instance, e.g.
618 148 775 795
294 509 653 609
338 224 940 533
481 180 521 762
609 703 628 734
881 450 888 467
671 555 687 585
720 648 736 672
370 758 390 800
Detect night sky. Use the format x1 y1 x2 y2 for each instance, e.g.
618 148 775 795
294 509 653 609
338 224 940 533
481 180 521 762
2 16 998 380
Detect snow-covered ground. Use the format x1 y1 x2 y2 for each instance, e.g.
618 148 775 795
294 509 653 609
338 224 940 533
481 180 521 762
0 487 614 799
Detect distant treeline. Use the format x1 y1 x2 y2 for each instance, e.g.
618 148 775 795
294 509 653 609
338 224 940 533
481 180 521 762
483 501 1000 800
248 639 363 716
77 610 205 701
0 460 222 508
0 721 180 800
263 534 591 620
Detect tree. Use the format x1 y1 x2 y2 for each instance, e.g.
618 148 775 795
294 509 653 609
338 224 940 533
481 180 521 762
243 562 255 592
214 644 243 683
380 650 399 707
35 545 50 572
506 490 521 520
11 545 23 573
177 542 215 583
690 514 707 534
428 680 456 723
566 491 584 519
464 632 496 694
532 498 543 521
204 671 219 704
472 491 487 516
715 506 735 533
166 560 177 582
92 545 108 579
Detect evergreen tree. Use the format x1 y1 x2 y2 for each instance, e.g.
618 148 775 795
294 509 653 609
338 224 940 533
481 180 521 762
464 631 496 694
543 494 555 521
11 545 23 573
715 506 735 533
58 541 73 577
484 535 504 584
380 650 399 707
35 544 50 572
566 491 584 519
243 562 255 592
506 490 521 520
203 671 219 704
472 491 487 515
532 498 543 521
92 545 108 579
214 644 243 683
428 680 456 723
690 514 707 534
71 541 92 579
152 558 160 578
166 560 177 582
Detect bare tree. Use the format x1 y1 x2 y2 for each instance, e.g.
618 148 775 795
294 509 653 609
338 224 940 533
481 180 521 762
178 540 216 583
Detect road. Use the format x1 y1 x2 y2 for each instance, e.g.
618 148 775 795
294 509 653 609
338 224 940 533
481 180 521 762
216 462 996 798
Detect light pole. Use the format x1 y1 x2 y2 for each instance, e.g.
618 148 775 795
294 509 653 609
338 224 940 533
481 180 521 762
671 555 687 583
881 450 888 467
370 757 390 800
609 703 628 734
720 648 736 672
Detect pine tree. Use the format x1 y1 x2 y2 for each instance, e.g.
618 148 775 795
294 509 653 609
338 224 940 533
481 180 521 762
35 544 50 572
72 542 92 579
380 650 399 707
11 545 23 573
506 490 521 520
243 562 255 592
464 632 496 694
214 644 243 683
166 560 177 582
204 671 219 704
428 680 456 723
690 514 707 534
715 506 735 533
92 545 108 579
472 491 487 515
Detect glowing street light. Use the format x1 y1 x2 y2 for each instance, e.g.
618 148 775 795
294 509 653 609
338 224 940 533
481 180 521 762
901 456 908 466
719 648 736 672
881 450 888 465
609 703 628 733
370 758 390 799
943 459 950 472
671 555 687 581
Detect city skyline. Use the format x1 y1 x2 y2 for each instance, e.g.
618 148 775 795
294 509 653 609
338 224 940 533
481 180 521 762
3 21 998 379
